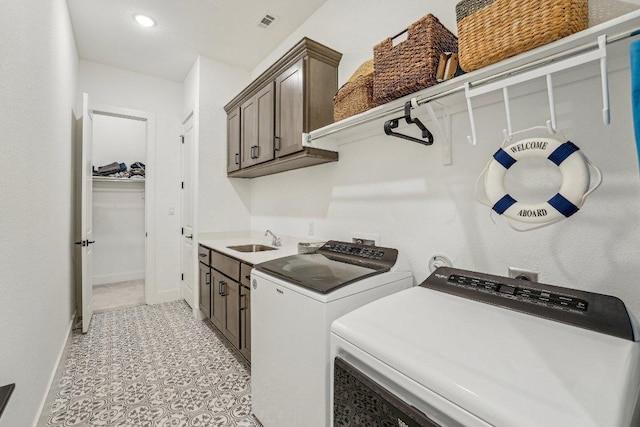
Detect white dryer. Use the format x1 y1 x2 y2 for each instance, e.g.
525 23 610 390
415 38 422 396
251 240 413 427
331 267 640 427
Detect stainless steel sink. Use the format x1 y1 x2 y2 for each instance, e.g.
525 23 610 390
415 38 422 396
227 244 277 253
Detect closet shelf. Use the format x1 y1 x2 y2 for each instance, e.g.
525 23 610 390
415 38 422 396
93 176 145 183
305 10 640 150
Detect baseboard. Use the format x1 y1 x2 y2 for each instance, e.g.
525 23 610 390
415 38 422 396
33 312 76 427
150 288 181 305
92 271 144 286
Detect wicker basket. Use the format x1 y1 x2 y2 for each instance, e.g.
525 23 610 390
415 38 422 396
334 60 377 121
456 0 588 72
589 0 638 27
373 14 458 104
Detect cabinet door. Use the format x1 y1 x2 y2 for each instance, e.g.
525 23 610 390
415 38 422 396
275 58 304 158
199 263 211 318
241 84 275 167
227 107 241 173
240 96 257 168
240 285 251 362
223 279 241 349
210 270 225 330
255 83 275 164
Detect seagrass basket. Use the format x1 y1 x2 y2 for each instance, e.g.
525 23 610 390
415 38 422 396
373 14 458 104
456 0 588 72
333 60 377 122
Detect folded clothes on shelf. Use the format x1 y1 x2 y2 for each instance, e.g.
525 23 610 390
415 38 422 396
92 161 145 179
94 162 126 176
130 162 145 177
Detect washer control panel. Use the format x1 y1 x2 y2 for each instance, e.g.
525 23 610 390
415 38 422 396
324 243 385 260
319 241 398 271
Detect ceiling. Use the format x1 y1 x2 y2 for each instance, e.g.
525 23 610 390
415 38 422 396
66 0 328 82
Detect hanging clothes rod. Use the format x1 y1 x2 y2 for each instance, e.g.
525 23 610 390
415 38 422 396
307 24 640 143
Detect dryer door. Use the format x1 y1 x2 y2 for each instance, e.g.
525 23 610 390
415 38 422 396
334 357 440 427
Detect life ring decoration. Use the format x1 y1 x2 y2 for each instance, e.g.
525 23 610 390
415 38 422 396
476 129 602 231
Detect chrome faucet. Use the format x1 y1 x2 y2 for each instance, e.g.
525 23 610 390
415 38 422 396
265 229 282 247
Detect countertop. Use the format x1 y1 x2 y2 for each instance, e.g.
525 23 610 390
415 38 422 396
199 230 325 265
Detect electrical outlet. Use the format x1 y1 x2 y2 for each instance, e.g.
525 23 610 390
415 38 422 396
308 221 314 236
350 233 380 246
508 267 538 282
429 254 452 272
352 238 375 246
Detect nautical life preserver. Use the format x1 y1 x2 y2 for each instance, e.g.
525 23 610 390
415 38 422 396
482 135 599 227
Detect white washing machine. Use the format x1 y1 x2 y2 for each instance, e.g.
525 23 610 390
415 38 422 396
331 267 640 427
251 240 413 427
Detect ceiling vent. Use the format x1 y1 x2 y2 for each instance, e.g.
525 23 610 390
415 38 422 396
258 14 277 28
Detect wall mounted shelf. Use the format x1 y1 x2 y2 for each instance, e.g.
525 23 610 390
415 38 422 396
93 177 145 183
304 10 640 152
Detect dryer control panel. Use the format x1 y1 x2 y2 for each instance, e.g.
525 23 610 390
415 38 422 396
422 267 636 342
448 274 589 312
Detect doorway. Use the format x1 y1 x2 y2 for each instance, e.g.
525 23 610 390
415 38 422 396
76 99 156 327
181 112 196 309
91 112 147 312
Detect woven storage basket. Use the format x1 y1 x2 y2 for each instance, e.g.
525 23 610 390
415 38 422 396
589 0 638 27
373 14 458 104
333 60 377 121
456 0 588 72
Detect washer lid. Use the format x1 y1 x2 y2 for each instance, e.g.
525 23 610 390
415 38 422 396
331 286 640 427
254 240 398 294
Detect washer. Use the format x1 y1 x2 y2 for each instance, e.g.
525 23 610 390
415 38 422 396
331 267 640 427
251 240 413 427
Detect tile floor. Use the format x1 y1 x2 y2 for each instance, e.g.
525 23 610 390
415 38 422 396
93 280 146 313
43 301 259 427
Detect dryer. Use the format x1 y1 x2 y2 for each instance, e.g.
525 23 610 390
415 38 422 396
330 267 640 427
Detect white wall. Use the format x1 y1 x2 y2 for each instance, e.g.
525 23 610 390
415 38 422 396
249 0 640 318
92 114 146 167
92 182 146 285
0 0 78 425
196 56 252 233
78 60 183 299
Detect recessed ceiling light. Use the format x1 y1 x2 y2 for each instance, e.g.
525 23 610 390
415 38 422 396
133 14 156 28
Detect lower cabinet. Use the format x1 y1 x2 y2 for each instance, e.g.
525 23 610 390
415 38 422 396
240 285 251 361
199 245 252 363
199 262 211 318
210 270 241 349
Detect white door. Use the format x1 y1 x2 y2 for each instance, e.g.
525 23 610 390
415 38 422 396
181 114 195 308
80 93 94 333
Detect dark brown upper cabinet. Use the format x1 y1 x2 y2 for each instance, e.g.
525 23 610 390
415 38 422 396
241 82 275 168
227 107 241 173
224 38 341 178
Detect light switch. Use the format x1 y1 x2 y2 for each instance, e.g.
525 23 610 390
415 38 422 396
169 207 175 215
